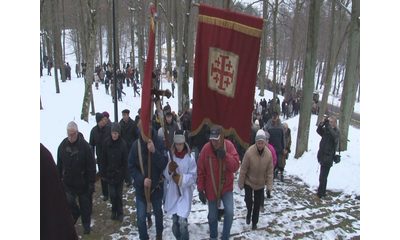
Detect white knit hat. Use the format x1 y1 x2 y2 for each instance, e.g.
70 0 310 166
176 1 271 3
255 129 266 143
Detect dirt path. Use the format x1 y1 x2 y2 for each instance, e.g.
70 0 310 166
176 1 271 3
74 174 360 239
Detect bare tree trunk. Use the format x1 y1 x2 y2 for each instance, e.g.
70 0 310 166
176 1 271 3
99 25 103 66
137 0 145 84
80 0 99 122
51 0 61 92
129 6 135 69
339 0 360 150
295 0 322 159
284 0 302 100
272 0 279 110
258 0 269 97
317 0 337 125
107 1 113 64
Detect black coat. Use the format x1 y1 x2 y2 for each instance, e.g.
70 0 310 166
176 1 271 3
100 136 130 185
41 143 78 240
89 124 111 163
57 133 96 195
119 117 139 150
265 119 286 153
189 123 210 150
317 123 340 167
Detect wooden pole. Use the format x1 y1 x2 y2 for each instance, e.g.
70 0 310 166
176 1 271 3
217 133 224 208
155 98 181 196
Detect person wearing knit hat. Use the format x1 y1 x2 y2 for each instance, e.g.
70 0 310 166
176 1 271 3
254 129 266 143
163 129 197 240
111 122 121 135
238 129 274 230
96 112 105 124
100 121 131 222
102 111 111 126
90 112 111 202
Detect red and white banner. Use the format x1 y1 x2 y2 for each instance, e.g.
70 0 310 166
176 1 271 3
139 4 156 142
191 4 264 148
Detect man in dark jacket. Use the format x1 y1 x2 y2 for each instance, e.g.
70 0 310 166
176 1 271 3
315 116 340 199
189 123 210 163
128 127 168 240
101 122 132 222
119 109 139 151
264 111 286 179
57 121 96 234
89 112 112 201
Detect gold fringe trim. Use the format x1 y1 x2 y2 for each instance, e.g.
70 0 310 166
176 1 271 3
189 118 250 149
198 15 262 39
150 16 155 33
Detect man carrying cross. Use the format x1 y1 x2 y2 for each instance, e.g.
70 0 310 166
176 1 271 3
128 127 168 240
197 125 240 240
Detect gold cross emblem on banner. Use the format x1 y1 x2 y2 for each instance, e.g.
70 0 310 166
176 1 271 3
208 47 239 98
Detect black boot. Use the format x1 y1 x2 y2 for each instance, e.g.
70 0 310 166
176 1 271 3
111 212 116 220
246 212 251 225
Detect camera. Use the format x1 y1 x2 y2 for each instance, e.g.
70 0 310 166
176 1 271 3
324 117 329 123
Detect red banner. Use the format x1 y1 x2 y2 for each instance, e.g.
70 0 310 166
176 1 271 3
139 4 156 142
191 4 264 148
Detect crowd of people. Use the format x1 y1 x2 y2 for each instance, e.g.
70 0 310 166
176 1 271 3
41 62 341 240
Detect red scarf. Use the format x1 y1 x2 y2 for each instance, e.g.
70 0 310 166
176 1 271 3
174 147 187 159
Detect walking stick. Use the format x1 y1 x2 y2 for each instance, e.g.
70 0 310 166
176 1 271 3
154 95 182 196
217 134 225 208
145 104 153 213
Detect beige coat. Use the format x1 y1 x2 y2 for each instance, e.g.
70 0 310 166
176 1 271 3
238 144 274 191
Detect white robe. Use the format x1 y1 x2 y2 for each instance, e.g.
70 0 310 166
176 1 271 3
163 150 197 219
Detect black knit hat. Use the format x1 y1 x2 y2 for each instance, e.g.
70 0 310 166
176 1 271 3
96 112 105 123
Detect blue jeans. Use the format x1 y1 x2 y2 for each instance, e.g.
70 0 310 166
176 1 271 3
136 196 163 240
208 191 234 240
172 214 189 240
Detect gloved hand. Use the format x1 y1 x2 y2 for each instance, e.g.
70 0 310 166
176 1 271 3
168 161 178 173
172 173 182 186
216 148 226 160
266 190 271 198
324 119 330 127
88 185 95 195
199 191 207 204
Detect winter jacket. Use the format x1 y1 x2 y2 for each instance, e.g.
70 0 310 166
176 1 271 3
128 128 168 202
119 117 139 150
189 123 210 150
57 133 96 195
100 136 130 185
197 140 240 202
238 145 274 192
163 143 197 218
165 120 181 145
317 123 340 167
41 144 79 240
89 124 111 163
280 128 292 168
265 119 286 153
